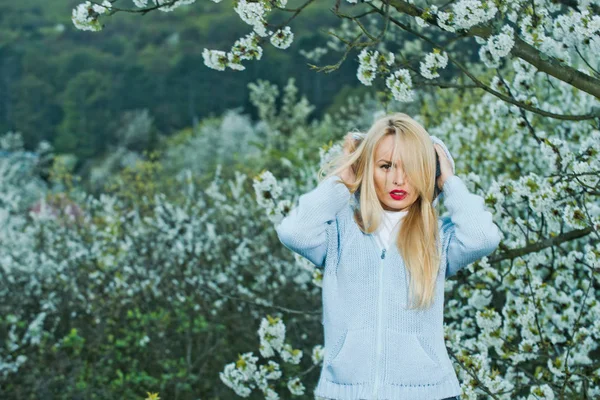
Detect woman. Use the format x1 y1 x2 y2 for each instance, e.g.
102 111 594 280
275 112 502 400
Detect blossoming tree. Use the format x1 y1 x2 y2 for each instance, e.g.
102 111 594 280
63 0 600 399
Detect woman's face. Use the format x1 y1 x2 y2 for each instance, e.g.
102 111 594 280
373 134 419 212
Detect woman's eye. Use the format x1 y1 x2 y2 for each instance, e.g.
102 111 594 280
381 164 391 170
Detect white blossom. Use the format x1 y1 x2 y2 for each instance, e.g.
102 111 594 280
270 26 294 50
357 64 376 86
280 343 302 364
358 48 378 70
479 25 515 68
563 204 588 229
257 315 286 358
234 0 269 37
227 52 246 71
311 344 324 365
259 360 282 380
203 49 228 71
138 335 150 347
219 357 255 397
552 9 600 50
231 32 263 61
475 308 502 335
450 0 498 31
356 48 379 86
253 171 283 211
419 50 448 79
436 11 456 33
385 69 415 102
22 312 47 346
382 51 394 66
71 2 103 31
92 0 112 14
415 16 428 28
286 376 305 396
264 387 279 400
527 384 556 400
153 0 197 13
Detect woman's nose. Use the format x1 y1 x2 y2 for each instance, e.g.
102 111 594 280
393 166 406 184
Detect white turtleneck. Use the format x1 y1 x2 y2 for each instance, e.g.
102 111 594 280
374 208 409 252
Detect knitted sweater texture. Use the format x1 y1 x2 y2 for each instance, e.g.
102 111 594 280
275 174 502 400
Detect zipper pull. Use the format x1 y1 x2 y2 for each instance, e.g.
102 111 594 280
381 249 386 259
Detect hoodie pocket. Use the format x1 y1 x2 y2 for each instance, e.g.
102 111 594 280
325 327 372 384
383 328 449 386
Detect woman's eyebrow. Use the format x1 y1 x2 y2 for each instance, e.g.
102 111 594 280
377 159 391 163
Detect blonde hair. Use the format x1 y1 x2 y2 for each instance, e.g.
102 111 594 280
318 112 441 310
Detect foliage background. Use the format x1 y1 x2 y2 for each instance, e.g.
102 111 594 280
1 1 600 400
0 0 363 179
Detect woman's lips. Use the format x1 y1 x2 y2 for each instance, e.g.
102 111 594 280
390 191 407 200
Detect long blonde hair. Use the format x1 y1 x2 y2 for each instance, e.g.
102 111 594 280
319 112 441 310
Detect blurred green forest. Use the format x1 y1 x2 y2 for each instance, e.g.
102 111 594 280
0 0 362 173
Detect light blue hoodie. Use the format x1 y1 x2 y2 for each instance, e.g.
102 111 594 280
275 136 502 400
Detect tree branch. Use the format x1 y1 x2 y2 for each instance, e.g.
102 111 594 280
488 226 595 264
201 282 322 316
386 0 600 99
553 0 600 15
368 3 599 120
270 0 316 28
415 81 479 89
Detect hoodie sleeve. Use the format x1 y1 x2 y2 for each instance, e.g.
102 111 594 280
440 175 502 278
275 175 353 268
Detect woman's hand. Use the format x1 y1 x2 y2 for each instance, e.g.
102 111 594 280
434 143 454 191
339 133 359 184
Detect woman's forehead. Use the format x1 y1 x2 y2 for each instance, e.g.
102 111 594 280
374 135 403 162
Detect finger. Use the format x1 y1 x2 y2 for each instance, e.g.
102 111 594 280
434 144 446 159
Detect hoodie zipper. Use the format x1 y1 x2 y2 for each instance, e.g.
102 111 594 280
372 247 386 400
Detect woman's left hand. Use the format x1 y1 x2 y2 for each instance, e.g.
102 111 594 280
434 143 454 191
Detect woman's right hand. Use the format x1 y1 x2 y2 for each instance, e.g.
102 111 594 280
339 133 359 184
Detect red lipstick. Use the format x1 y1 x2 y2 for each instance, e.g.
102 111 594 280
390 190 407 200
